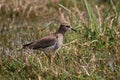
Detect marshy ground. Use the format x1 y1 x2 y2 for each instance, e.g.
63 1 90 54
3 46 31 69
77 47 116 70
0 0 120 80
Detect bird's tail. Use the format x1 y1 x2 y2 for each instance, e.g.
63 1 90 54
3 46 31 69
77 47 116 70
23 42 33 49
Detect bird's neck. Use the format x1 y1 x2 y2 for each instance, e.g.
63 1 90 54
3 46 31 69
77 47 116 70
55 29 67 35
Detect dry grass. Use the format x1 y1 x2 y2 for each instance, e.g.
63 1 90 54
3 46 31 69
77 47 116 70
0 0 120 80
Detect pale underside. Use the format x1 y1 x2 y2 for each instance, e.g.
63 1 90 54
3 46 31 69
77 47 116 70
23 33 63 53
40 34 63 53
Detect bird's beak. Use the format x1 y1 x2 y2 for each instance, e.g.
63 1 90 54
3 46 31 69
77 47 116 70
71 28 77 32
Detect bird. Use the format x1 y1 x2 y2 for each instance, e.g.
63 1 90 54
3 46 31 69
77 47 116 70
23 23 77 53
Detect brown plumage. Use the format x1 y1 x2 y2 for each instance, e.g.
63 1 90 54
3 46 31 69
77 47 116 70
23 24 76 53
23 36 56 49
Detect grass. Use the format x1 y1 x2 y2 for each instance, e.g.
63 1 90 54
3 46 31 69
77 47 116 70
0 0 120 80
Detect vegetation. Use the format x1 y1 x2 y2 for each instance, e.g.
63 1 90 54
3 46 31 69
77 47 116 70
0 0 120 79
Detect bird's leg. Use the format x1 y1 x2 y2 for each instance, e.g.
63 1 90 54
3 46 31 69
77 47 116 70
56 52 60 59
44 53 51 66
44 53 55 66
50 53 56 66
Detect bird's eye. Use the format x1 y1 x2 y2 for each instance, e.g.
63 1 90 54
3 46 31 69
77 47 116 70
66 26 70 28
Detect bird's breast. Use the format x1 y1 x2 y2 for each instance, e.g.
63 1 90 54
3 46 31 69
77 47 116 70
54 34 63 51
41 34 64 53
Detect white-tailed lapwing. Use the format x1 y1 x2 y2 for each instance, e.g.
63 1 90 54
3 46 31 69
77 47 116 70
23 23 76 53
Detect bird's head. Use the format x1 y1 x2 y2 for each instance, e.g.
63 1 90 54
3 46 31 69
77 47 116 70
59 23 77 32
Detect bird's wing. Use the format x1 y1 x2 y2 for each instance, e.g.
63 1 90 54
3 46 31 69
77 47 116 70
23 35 56 49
